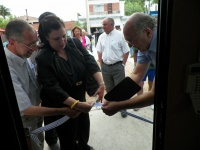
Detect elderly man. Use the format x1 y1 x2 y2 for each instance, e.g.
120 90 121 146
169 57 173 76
96 17 130 118
102 12 157 116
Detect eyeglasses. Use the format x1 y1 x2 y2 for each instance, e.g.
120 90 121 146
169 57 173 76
19 42 38 51
125 36 138 47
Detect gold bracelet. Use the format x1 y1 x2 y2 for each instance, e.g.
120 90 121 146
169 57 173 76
71 100 79 109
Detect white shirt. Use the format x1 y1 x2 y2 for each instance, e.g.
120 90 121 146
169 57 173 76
96 29 130 65
85 36 91 46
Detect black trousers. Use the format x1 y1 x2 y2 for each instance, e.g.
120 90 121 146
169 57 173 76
49 112 90 150
44 116 58 146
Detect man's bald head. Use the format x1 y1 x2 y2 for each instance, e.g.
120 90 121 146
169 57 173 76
123 13 157 52
123 12 156 37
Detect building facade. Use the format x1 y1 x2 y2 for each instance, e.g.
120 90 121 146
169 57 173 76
79 0 129 34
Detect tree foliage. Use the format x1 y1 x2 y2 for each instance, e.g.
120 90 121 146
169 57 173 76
75 21 87 31
152 0 158 4
0 15 17 28
0 5 11 19
125 0 145 16
0 5 16 28
126 0 146 6
124 0 158 16
125 2 145 15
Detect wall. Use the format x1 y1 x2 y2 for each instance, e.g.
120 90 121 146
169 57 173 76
162 0 200 149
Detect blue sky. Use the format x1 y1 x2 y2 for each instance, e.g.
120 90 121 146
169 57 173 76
0 0 87 21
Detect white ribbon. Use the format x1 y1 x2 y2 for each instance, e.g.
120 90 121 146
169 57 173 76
29 115 70 144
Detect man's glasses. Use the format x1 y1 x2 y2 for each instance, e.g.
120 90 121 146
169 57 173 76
19 42 38 51
125 36 138 47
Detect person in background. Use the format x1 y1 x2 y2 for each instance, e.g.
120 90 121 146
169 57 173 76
133 64 156 111
3 41 8 47
96 17 130 118
71 26 87 48
102 12 157 116
94 28 99 33
130 47 138 69
4 19 80 150
1 32 8 47
139 63 155 110
82 29 91 53
36 15 105 150
86 33 94 53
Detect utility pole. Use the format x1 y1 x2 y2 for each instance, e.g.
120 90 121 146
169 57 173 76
25 9 29 22
85 0 91 34
149 0 151 14
77 13 81 21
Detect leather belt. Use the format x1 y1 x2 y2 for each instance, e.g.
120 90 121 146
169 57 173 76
103 61 122 66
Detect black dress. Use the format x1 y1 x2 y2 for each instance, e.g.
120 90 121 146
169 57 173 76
36 37 100 150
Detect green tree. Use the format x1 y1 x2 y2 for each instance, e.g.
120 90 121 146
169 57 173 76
126 0 146 7
0 15 17 28
75 21 87 31
124 0 158 15
125 1 145 16
82 21 87 31
0 5 11 19
75 21 82 27
152 0 158 4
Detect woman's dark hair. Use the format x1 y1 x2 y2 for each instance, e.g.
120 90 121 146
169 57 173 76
38 11 55 23
71 26 82 37
38 15 66 48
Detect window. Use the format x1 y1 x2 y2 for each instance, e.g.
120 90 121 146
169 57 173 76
93 4 104 13
107 3 112 14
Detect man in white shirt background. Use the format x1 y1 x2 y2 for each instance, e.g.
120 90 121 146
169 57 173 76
96 17 130 118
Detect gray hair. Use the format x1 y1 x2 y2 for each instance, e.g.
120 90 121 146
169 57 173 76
5 19 34 42
131 12 156 34
105 17 115 26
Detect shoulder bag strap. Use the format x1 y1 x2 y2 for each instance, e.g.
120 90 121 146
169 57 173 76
71 38 84 57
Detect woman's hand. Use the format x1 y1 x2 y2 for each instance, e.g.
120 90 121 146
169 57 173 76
93 84 105 102
74 101 94 113
63 97 94 113
60 107 81 118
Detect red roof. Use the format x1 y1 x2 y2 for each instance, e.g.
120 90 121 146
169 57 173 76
0 28 5 32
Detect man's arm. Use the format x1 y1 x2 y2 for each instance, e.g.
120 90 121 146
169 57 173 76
122 52 129 66
116 79 155 110
102 79 155 116
101 62 153 116
97 51 103 66
130 63 150 84
23 105 80 118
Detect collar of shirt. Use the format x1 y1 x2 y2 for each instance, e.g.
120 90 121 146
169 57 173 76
105 29 115 35
4 46 26 67
148 28 157 53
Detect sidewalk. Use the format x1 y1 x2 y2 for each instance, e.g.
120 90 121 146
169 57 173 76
87 47 153 150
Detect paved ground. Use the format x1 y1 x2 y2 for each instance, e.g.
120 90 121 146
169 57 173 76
86 51 154 150
44 47 154 150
